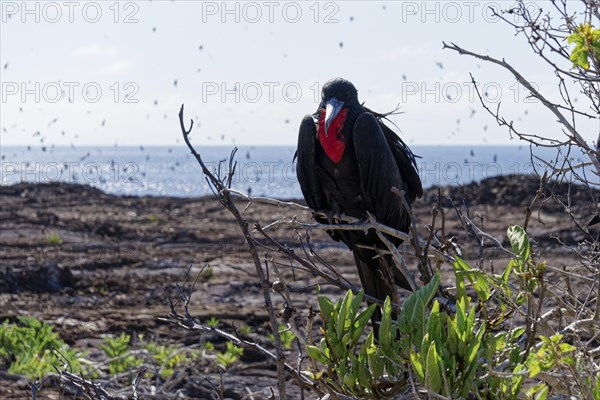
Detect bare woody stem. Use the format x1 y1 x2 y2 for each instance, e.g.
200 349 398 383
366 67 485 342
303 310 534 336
178 104 289 399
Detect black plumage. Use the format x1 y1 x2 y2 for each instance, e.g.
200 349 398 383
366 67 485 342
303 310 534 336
296 78 423 330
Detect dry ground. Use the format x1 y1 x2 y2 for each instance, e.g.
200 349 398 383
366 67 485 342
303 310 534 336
0 175 596 398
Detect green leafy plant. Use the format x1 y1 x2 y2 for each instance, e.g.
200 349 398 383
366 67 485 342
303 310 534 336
268 324 295 350
203 341 215 352
305 225 587 398
101 333 142 375
567 23 600 69
216 342 243 368
404 273 484 398
146 215 159 223
0 316 86 379
46 232 63 245
199 265 214 282
206 317 219 328
238 323 253 337
142 340 200 379
305 288 402 397
589 373 600 400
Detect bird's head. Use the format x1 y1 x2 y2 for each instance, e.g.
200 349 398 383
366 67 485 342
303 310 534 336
316 78 359 163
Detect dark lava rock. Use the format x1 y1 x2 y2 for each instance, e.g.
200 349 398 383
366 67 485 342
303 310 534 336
425 174 599 212
1 262 75 293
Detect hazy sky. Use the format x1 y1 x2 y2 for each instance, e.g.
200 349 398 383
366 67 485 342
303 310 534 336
1 1 598 146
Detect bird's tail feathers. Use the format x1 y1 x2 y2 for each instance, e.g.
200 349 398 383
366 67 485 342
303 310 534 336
352 249 405 336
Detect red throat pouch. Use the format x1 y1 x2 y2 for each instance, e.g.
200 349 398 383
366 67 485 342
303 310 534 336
318 108 348 163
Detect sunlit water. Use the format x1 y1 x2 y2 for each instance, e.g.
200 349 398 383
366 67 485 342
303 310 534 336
0 145 589 198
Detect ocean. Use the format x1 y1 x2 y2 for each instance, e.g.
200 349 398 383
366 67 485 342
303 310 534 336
0 145 589 199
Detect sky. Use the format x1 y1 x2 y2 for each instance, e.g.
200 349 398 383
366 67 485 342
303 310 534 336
1 0 598 147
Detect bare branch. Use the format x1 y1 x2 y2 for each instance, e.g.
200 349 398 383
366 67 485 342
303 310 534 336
443 42 600 176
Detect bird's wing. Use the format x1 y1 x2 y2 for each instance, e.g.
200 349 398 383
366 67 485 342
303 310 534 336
353 112 412 233
296 115 327 211
379 122 423 202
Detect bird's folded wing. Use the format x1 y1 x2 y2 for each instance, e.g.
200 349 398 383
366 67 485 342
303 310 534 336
353 112 411 233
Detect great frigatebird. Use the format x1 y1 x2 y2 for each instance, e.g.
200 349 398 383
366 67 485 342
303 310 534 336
295 78 423 330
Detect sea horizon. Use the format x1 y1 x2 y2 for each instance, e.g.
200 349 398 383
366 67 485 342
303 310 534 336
0 145 588 199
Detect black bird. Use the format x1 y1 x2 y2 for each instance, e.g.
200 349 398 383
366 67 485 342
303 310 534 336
296 78 423 329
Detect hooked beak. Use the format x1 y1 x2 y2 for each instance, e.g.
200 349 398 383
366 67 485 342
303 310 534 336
324 98 344 137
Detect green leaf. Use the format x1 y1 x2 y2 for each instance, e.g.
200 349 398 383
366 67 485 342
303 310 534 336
327 328 346 360
426 300 442 345
336 290 353 340
379 297 392 353
456 297 467 334
460 330 482 397
502 259 517 283
455 298 468 358
386 356 400 378
511 364 525 396
357 362 372 389
535 385 549 400
367 333 384 379
399 273 440 346
448 318 458 355
317 295 334 325
453 258 469 300
529 359 542 378
447 355 457 384
491 332 507 353
474 272 491 301
507 225 530 269
420 333 431 368
559 343 576 353
466 305 476 340
410 348 425 382
562 355 575 366
540 335 552 345
425 341 442 393
455 257 492 301
306 345 328 364
343 354 359 389
465 326 484 366
527 383 549 400
515 292 528 306
351 304 376 345
410 296 426 344
510 327 526 341
348 290 364 325
509 346 521 365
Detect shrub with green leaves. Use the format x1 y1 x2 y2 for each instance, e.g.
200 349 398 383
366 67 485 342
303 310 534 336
0 316 86 379
306 225 591 398
305 288 399 397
